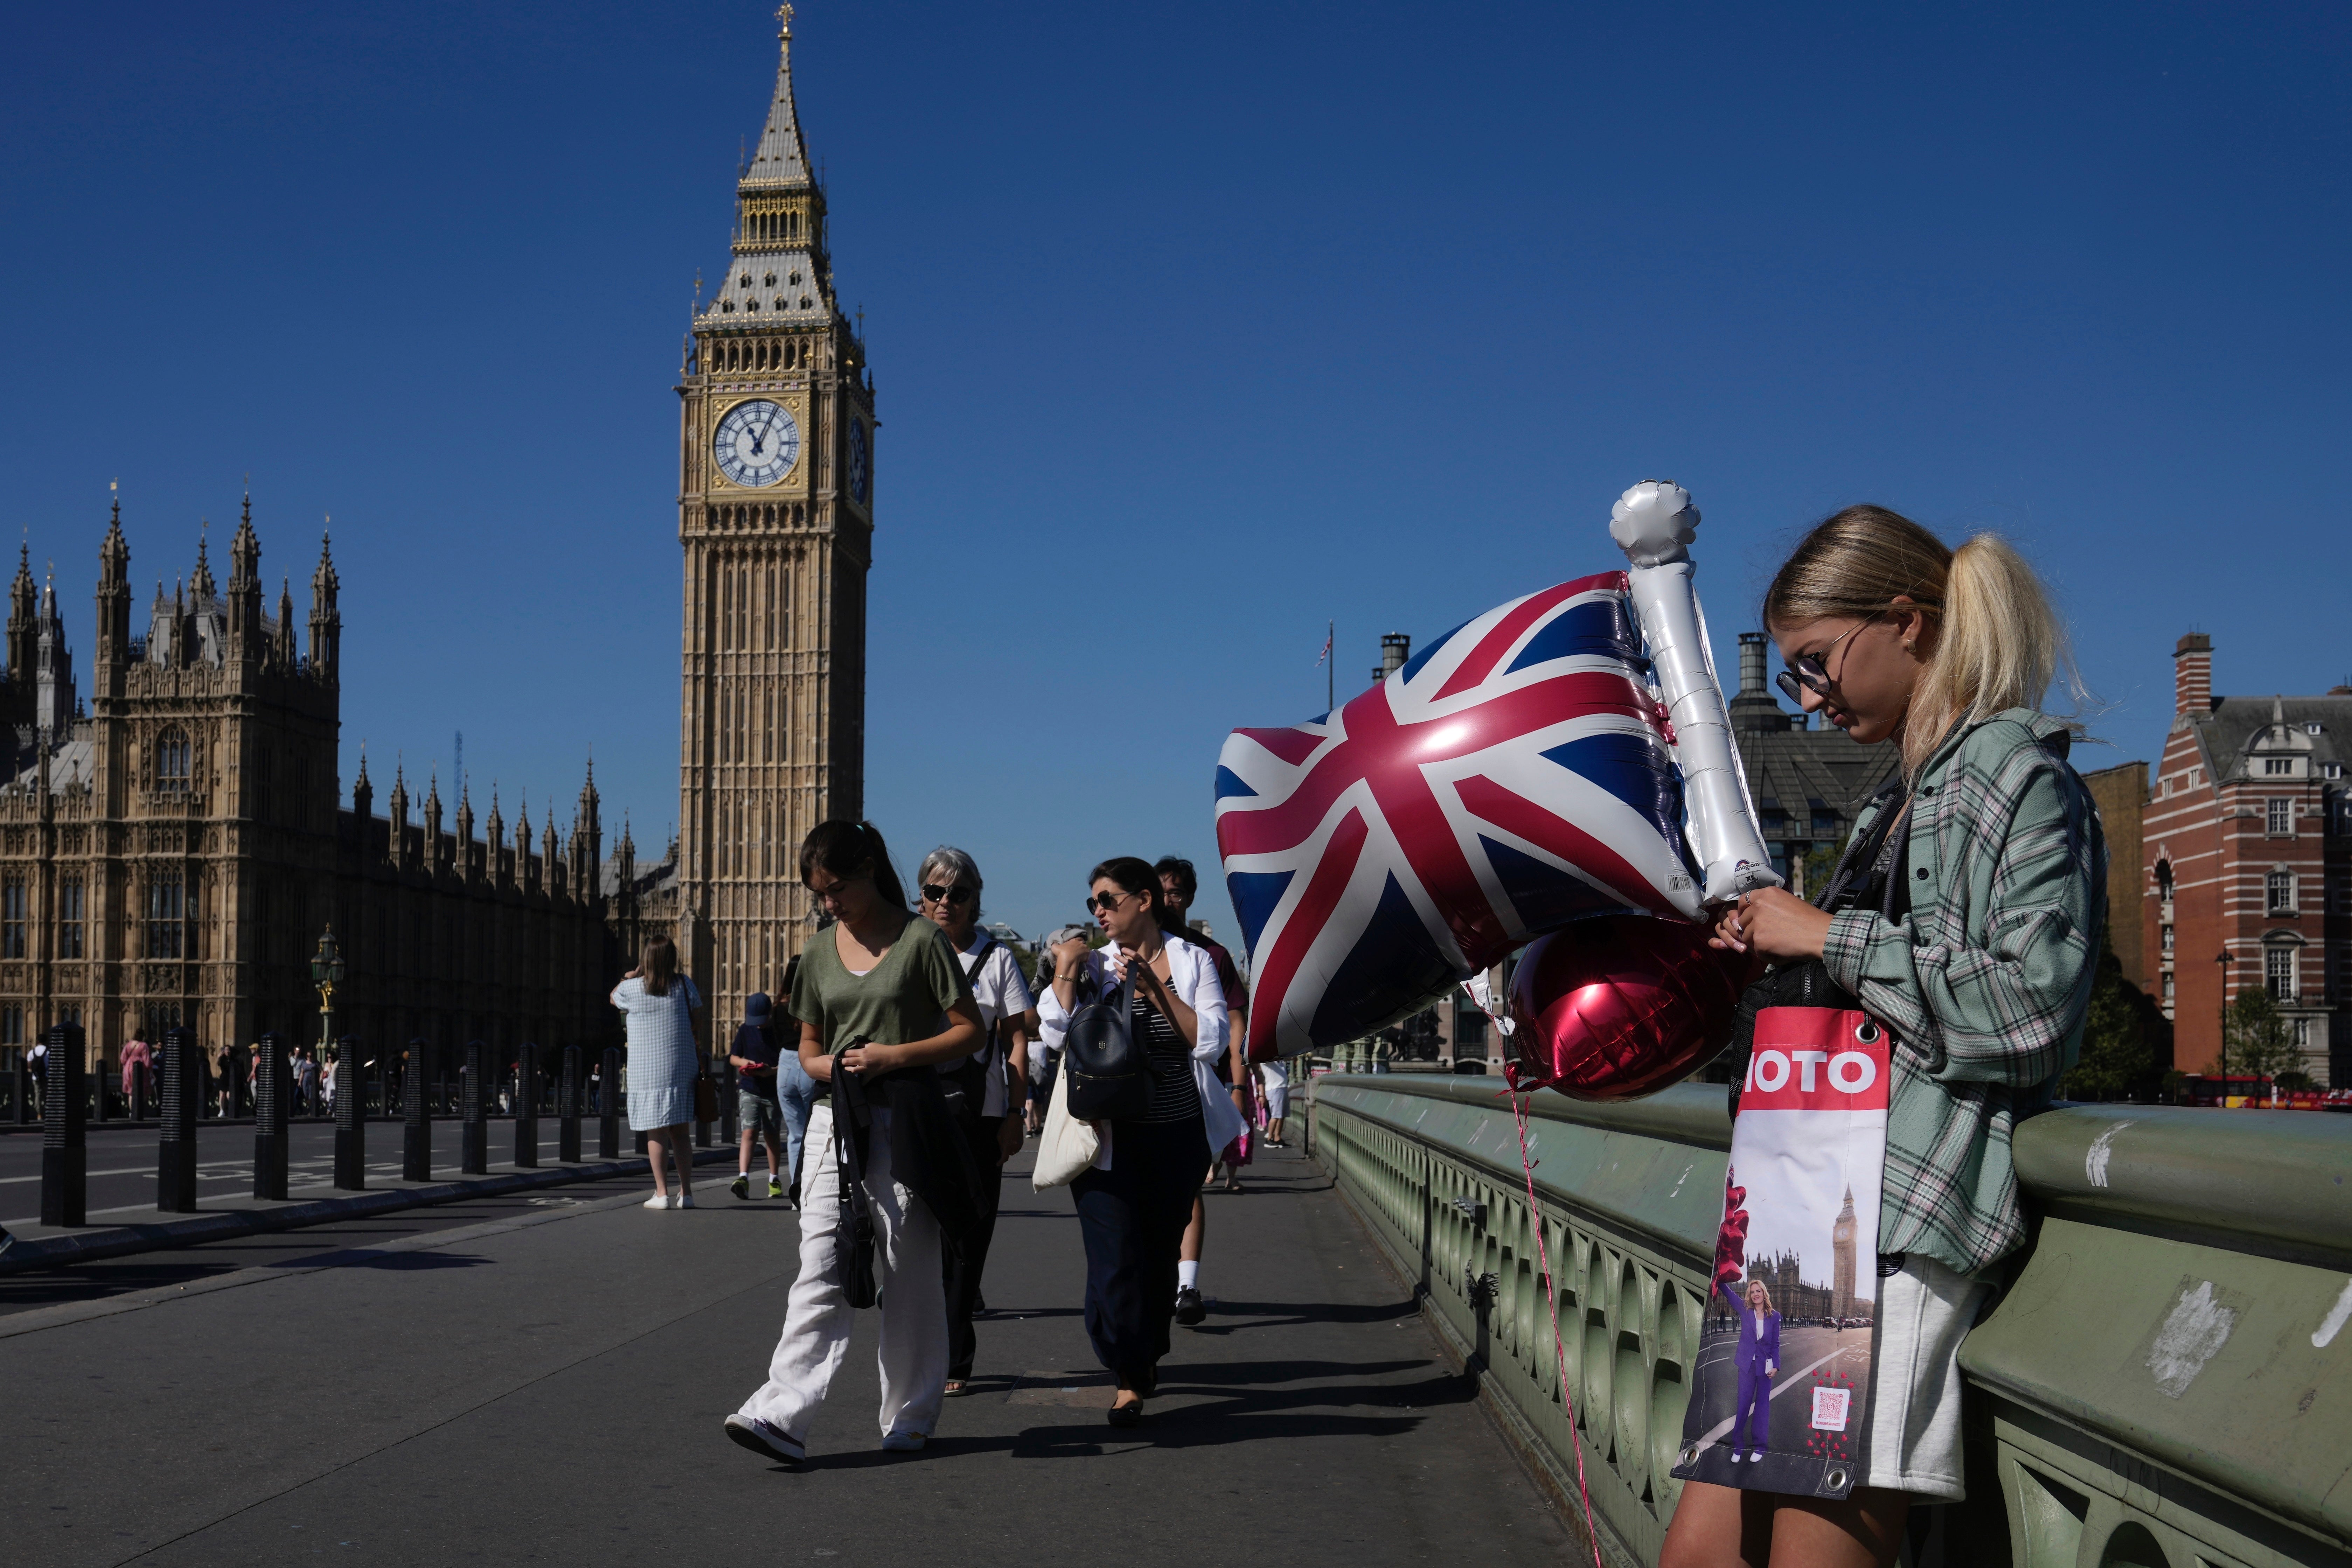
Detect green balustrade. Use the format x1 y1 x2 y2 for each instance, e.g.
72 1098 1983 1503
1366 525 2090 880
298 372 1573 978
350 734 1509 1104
1306 1074 2352 1568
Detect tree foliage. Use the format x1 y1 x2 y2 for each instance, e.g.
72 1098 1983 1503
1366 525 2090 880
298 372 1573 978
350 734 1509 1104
2223 987 2304 1081
2061 940 2157 1100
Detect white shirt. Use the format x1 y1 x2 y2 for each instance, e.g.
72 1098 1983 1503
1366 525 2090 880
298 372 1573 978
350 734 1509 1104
958 933 1036 1118
1035 933 1247 1165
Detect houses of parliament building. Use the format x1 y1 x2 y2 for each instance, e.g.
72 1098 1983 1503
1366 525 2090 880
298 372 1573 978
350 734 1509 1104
1 8 870 1073
0 496 634 1072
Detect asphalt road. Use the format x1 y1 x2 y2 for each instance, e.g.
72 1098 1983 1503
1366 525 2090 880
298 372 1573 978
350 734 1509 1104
0 1118 636 1228
0 1138 1577 1568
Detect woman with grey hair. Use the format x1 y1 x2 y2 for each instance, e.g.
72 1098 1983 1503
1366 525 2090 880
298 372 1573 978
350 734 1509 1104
916 845 1036 1396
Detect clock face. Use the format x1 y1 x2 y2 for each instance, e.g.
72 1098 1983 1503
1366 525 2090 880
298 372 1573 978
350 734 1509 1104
713 400 799 488
847 419 870 506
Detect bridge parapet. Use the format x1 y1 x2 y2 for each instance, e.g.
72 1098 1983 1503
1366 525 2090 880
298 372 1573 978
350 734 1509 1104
1308 1075 2352 1568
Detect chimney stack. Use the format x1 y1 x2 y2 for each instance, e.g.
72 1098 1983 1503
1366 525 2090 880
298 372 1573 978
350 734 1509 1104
2174 633 2213 717
1373 632 1411 687
1738 632 1768 697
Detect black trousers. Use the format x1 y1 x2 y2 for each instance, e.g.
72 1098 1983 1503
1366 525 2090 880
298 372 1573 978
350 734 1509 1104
1071 1112 1206 1381
943 1114 1007 1381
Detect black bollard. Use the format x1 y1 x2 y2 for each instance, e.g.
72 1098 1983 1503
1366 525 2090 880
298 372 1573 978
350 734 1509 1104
558 1045 582 1163
156 1026 199 1212
133 1059 151 1122
12 1047 28 1124
40 1022 88 1227
513 1042 539 1168
599 1045 621 1159
253 1033 290 1200
460 1040 488 1175
94 1053 111 1124
722 1061 739 1143
403 1037 433 1182
332 1034 365 1191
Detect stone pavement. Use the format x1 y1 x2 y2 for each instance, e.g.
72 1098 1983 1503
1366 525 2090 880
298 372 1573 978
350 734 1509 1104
1 1137 1578 1568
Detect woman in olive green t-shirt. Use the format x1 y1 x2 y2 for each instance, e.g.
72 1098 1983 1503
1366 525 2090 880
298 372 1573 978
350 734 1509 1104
724 821 981 1466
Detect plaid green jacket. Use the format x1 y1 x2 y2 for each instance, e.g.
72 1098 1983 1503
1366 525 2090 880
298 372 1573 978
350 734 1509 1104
1820 708 2107 1276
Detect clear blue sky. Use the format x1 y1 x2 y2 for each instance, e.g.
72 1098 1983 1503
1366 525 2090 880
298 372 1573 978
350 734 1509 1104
3 1 2346 946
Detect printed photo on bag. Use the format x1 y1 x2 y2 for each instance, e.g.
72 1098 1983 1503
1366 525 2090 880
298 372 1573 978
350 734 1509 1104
1671 1006 1889 1500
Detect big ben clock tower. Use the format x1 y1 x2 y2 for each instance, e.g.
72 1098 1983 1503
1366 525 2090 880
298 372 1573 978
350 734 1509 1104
676 4 875 1026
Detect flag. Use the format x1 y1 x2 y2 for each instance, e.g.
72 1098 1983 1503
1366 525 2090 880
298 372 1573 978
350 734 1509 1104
1216 571 1701 1057
1315 621 1331 669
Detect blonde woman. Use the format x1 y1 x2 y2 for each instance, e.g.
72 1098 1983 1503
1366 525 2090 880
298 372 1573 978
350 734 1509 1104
611 935 704 1210
1664 507 2104 1568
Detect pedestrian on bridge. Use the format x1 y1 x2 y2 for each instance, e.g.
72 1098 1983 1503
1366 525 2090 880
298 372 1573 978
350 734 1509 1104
918 845 1036 1398
611 935 705 1210
1663 506 2104 1568
725 819 985 1465
1025 927 1089 1138
1042 857 1244 1426
729 991 798 1204
1157 856 1251 1322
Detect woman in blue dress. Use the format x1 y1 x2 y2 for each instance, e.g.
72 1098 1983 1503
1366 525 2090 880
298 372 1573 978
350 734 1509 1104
611 934 704 1209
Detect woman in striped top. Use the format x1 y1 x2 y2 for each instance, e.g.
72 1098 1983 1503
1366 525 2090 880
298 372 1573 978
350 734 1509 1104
1039 856 1245 1427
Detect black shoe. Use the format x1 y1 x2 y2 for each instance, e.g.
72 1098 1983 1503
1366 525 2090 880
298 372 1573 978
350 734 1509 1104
1106 1401 1143 1428
973 1291 988 1316
1174 1285 1206 1326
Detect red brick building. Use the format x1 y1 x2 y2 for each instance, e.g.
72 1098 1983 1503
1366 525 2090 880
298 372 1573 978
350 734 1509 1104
2143 633 2350 1086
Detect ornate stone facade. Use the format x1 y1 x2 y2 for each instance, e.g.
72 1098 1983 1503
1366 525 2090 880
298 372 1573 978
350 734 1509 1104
670 6 874 1036
0 497 625 1076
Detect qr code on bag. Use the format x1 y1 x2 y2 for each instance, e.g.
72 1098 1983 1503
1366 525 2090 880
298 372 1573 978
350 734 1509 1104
1811 1386 1851 1432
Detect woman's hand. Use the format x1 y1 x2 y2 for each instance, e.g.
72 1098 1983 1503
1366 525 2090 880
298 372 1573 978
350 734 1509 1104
1050 935 1091 978
1709 888 1833 962
837 1041 904 1076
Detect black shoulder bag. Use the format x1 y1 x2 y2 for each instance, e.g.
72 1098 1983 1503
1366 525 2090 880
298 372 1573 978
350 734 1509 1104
829 1048 881 1309
1062 963 1153 1122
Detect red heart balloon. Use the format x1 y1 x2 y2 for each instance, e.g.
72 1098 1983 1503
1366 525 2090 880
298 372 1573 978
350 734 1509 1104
1504 915 1742 1100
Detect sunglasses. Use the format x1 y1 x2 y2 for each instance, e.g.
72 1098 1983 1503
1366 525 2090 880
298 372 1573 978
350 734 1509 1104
920 884 975 906
1774 618 1874 705
1088 890 1138 915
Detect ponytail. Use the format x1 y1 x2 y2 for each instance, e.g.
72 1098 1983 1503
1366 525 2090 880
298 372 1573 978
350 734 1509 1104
1905 535 2070 774
1763 506 2080 776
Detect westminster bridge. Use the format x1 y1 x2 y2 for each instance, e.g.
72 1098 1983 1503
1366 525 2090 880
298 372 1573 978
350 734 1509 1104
1 1075 2346 1568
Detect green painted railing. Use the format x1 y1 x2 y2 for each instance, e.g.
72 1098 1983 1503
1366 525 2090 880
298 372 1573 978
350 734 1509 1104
1307 1074 2352 1568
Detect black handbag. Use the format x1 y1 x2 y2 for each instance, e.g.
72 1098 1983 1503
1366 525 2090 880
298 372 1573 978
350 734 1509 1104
830 1059 881 1309
1062 965 1153 1122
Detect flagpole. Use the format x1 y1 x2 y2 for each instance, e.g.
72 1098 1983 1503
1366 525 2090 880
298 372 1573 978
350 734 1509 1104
1327 619 1335 712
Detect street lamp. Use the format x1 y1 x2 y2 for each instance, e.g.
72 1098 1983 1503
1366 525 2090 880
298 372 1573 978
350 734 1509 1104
2215 949 2232 1107
311 926 347 1079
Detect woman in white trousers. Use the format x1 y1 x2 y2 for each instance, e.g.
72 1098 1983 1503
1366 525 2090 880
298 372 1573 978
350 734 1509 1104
725 820 982 1465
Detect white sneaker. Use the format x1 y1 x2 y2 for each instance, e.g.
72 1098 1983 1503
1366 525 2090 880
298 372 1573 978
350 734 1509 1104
880 1431 926 1452
1728 1451 1742 1463
675 1192 695 1209
643 1193 672 1210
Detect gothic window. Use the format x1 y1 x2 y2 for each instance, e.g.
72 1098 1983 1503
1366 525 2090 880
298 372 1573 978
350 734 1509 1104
254 745 274 823
58 875 82 960
763 693 774 762
0 878 24 959
2162 972 2175 1003
147 871 186 960
2154 859 2174 900
2268 871 2295 913
2268 797 2293 834
156 728 193 792
2266 945 2297 1000
2161 923 2174 955
0 1006 19 1045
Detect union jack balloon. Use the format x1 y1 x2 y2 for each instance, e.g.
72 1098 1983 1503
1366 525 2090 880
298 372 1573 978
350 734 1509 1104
1215 571 1706 1059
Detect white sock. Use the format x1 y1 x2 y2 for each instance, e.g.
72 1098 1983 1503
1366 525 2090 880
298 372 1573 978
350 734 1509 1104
1178 1261 1200 1290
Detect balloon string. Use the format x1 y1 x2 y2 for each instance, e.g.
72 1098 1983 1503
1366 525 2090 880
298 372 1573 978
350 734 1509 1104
1512 1092 1605 1568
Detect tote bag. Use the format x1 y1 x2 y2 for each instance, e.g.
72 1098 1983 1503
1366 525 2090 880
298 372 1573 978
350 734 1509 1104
1031 1061 1101 1190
